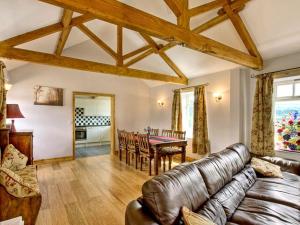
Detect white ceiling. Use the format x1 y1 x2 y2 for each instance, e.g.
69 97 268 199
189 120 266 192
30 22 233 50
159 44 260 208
1 0 300 84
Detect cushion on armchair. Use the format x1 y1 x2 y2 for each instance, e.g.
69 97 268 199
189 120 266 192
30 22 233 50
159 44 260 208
2 144 28 171
0 166 40 198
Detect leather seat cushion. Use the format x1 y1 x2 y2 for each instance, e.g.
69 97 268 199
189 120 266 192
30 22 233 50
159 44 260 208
226 143 251 164
197 199 227 225
232 167 257 192
194 155 232 196
246 173 300 210
142 164 209 225
212 149 245 176
230 197 300 225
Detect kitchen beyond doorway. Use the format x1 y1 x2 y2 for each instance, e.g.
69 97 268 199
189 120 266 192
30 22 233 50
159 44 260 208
72 92 115 159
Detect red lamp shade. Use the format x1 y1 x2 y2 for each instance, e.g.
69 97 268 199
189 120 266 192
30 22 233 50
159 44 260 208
7 104 24 119
6 104 24 132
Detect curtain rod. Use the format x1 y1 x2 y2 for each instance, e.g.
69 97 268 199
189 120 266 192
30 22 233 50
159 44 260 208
251 67 300 79
173 83 209 92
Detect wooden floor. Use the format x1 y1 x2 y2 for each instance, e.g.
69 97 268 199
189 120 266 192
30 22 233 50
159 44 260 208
35 154 159 225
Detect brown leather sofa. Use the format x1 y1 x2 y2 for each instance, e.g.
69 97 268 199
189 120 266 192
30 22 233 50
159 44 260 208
125 143 300 225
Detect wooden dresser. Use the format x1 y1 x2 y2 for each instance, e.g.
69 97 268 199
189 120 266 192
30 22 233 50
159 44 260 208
0 129 33 165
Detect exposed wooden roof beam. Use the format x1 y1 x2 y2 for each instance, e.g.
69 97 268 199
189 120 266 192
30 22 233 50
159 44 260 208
0 46 187 84
0 14 94 47
77 24 117 60
177 0 189 29
123 45 152 60
189 0 223 17
55 9 73 55
222 1 262 61
117 25 123 66
140 33 188 81
164 0 182 17
218 0 249 15
39 0 262 69
124 49 154 67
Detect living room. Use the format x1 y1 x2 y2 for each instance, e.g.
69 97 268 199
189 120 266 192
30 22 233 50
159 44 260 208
0 0 300 225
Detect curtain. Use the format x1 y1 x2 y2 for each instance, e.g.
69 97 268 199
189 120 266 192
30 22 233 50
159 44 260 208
171 90 182 131
0 61 6 128
192 86 208 154
250 73 275 156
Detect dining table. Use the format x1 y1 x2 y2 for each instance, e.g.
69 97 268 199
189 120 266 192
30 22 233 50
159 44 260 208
149 136 188 175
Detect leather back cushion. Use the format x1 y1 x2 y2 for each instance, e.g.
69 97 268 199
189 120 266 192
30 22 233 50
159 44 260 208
197 199 227 225
261 156 300 175
194 155 233 196
232 167 257 192
212 180 246 219
142 164 209 225
212 149 245 176
227 143 251 164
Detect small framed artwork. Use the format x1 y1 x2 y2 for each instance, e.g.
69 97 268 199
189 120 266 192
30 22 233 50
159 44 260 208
34 85 63 106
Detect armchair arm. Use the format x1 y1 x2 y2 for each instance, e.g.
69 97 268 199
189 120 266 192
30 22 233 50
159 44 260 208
125 199 160 225
261 156 300 175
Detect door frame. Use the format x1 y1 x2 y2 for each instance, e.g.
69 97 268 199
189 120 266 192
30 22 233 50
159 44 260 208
72 91 116 159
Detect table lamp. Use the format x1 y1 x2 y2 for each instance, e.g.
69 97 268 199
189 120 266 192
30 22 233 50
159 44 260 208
6 104 24 132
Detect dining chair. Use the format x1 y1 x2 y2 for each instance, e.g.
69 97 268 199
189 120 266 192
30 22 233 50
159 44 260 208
117 129 127 162
137 133 154 176
149 128 159 136
126 132 139 169
161 130 186 172
161 129 173 137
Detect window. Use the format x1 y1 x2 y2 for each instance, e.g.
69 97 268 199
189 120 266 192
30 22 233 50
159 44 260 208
181 91 194 138
274 80 300 152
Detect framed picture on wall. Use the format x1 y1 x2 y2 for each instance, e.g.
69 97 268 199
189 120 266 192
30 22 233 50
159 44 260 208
34 85 63 106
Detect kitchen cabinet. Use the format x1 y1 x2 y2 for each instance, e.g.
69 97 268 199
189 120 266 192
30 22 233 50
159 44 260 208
76 98 111 116
99 126 111 142
86 127 101 143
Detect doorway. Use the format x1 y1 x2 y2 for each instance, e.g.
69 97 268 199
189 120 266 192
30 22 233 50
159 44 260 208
72 92 115 159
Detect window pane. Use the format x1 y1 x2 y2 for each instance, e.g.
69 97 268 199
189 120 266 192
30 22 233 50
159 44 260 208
181 92 194 138
276 84 293 97
295 83 300 96
274 100 300 152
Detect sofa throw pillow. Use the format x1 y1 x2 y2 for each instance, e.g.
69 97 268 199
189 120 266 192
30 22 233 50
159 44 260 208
2 144 28 171
251 157 283 178
182 207 216 225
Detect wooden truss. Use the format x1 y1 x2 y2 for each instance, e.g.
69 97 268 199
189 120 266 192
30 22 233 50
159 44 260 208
0 0 263 84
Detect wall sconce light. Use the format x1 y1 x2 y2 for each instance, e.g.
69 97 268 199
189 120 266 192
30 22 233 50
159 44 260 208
213 93 222 102
157 100 165 107
5 83 12 91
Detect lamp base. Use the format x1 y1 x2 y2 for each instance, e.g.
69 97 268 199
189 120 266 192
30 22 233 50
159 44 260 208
10 119 16 132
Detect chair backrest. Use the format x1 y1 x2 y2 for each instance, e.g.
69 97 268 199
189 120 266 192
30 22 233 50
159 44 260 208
150 128 159 136
127 132 137 150
162 129 173 137
118 129 127 150
137 133 150 154
173 130 186 140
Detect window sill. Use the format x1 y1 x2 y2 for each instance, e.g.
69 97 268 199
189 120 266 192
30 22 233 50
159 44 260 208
276 149 300 154
275 149 300 161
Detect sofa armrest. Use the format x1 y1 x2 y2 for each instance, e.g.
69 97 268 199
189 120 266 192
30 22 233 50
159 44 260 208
261 156 300 175
125 200 160 225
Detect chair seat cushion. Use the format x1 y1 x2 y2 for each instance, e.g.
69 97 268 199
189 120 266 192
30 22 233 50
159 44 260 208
0 166 40 198
246 172 300 210
229 197 300 225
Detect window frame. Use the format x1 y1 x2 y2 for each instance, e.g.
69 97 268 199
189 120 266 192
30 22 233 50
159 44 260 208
181 90 194 139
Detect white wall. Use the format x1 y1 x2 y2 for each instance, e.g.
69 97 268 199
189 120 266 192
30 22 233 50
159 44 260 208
7 64 151 160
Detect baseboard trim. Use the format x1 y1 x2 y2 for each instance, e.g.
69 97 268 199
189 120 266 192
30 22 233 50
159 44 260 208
34 156 73 165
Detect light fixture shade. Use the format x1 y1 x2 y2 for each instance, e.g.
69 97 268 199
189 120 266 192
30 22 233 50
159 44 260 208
6 104 24 119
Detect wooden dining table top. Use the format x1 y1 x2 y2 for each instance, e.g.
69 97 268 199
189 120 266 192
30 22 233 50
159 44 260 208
149 136 187 147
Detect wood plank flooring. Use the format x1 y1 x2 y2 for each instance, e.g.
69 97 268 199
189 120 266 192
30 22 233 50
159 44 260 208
36 154 152 225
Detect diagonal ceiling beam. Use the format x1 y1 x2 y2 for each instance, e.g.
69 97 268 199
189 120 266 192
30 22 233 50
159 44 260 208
140 33 188 81
124 48 154 67
77 24 117 60
222 2 262 61
55 9 73 55
38 0 262 70
123 45 152 60
0 46 187 84
189 0 223 17
163 0 183 17
0 14 94 47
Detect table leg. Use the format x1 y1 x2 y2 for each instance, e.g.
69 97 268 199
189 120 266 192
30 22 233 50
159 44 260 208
181 145 186 163
154 147 160 175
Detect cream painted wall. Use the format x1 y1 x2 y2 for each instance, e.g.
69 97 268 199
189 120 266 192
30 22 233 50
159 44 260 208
7 64 151 160
149 70 243 156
